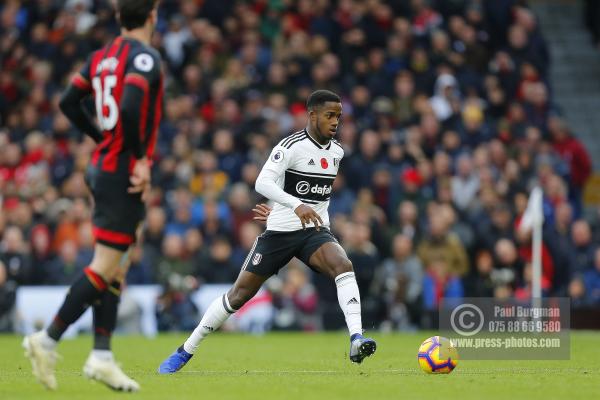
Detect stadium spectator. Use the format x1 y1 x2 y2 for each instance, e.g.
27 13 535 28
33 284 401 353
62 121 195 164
226 183 255 244
583 248 600 305
544 202 575 294
422 257 464 315
492 238 521 292
342 221 380 294
272 261 319 331
157 234 195 289
126 245 153 285
155 234 199 332
0 226 32 285
417 208 469 277
476 203 515 253
464 250 496 298
451 153 479 212
195 236 238 284
385 200 422 251
28 224 53 284
328 172 356 218
45 239 86 285
570 220 597 278
548 115 592 217
374 234 423 331
569 276 588 308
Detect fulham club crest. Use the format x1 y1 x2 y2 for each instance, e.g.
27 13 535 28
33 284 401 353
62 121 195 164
252 253 263 265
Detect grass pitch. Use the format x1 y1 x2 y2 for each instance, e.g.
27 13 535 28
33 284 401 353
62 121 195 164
1 332 598 400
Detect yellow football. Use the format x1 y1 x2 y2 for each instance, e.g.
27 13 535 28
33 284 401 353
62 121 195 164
417 336 459 374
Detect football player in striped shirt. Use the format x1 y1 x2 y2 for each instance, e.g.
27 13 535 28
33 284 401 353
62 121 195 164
23 0 163 392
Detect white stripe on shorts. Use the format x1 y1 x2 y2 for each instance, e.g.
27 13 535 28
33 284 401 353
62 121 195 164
241 237 259 271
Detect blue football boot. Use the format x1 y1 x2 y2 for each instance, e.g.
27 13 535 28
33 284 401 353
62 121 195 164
158 346 193 374
349 334 377 364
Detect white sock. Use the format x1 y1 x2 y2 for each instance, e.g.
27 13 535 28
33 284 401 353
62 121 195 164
183 294 235 354
335 272 363 337
39 330 58 350
91 349 114 362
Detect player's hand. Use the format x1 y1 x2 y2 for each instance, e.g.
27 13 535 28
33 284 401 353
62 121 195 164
252 203 272 223
294 204 323 230
128 157 151 201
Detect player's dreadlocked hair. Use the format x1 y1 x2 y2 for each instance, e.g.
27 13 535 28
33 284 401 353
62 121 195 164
117 0 158 30
306 90 341 111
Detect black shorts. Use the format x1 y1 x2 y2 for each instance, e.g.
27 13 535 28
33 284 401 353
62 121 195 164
85 166 145 251
242 228 338 277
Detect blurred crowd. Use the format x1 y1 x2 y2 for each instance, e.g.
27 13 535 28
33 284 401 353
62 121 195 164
1 0 599 333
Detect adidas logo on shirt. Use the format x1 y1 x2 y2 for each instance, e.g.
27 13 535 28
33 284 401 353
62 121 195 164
308 159 315 166
347 297 359 305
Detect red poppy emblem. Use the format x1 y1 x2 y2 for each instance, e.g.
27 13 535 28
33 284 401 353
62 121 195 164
320 158 328 169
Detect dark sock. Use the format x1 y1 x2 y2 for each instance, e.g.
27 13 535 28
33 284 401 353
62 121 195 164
177 346 193 358
47 267 108 341
93 281 121 351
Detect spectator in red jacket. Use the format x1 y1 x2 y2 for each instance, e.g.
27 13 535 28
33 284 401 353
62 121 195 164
548 115 592 217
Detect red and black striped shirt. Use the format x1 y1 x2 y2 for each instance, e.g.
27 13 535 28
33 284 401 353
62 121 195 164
66 36 163 176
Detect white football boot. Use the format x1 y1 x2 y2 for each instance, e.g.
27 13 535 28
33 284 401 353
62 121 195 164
22 331 59 390
83 353 140 392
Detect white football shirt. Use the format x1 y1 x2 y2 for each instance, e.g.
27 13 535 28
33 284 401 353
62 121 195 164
255 129 344 231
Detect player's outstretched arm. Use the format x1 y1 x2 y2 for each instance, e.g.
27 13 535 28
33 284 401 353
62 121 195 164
255 146 303 210
59 82 103 143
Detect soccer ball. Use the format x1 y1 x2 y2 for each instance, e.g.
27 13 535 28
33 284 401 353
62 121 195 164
417 336 459 374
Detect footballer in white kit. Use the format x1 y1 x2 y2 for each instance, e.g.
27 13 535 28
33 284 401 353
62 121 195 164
235 128 345 276
259 127 343 232
158 90 377 374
